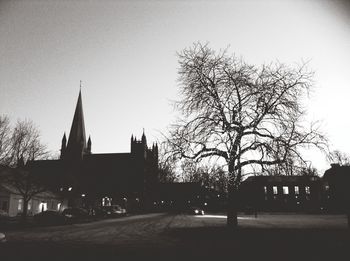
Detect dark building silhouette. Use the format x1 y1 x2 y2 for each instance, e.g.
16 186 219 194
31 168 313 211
154 182 227 212
29 90 159 211
323 164 350 212
239 175 323 212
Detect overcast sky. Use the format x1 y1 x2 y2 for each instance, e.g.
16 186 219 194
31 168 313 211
0 0 349 173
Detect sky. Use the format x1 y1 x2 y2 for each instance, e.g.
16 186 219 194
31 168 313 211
0 0 349 173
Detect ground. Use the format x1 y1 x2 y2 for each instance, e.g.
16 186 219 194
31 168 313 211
1 213 349 261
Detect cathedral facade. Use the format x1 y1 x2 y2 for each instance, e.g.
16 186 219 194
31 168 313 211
30 90 159 211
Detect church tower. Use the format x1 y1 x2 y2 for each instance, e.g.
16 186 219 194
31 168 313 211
60 89 89 160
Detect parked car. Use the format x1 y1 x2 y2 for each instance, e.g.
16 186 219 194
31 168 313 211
33 210 67 226
61 207 90 223
100 205 127 217
188 206 205 215
0 232 6 243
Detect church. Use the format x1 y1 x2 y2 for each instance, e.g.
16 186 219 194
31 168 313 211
29 90 159 212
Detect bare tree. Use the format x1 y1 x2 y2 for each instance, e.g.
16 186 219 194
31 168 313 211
0 118 48 221
3 167 47 220
328 150 350 166
181 161 229 193
9 119 48 166
167 43 327 228
0 115 12 165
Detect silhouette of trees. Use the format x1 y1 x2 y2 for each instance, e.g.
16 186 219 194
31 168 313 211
0 116 48 221
158 142 179 183
181 161 228 193
328 150 350 166
0 115 12 165
167 43 327 228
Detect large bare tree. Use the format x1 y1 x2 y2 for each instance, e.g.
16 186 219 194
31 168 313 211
167 43 327 228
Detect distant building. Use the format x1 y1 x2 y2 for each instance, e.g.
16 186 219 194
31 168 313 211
155 182 227 212
239 175 323 212
28 90 159 211
322 164 350 212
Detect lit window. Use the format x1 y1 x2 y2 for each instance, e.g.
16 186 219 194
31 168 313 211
273 186 278 195
39 202 47 212
28 201 31 210
57 203 61 211
18 199 23 211
283 186 289 195
264 186 268 194
294 186 299 195
305 186 310 195
102 197 112 206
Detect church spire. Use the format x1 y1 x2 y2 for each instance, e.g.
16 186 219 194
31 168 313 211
65 88 87 159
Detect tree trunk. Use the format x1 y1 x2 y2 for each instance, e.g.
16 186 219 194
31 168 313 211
227 185 238 229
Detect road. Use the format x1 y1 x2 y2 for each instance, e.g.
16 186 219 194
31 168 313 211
1 213 350 261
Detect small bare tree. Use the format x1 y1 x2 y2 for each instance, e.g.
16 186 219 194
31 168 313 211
328 150 350 166
167 43 327 228
0 115 12 165
9 119 48 166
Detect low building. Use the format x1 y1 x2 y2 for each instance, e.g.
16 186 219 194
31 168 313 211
239 175 323 212
0 183 67 217
154 182 227 212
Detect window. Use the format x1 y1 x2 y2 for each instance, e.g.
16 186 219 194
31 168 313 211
283 186 289 195
305 186 310 195
294 186 299 195
39 202 47 212
273 186 278 195
263 186 268 194
18 199 23 211
102 197 112 206
28 200 31 211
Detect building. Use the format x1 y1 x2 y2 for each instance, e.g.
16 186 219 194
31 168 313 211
29 90 159 211
239 175 323 212
0 183 66 217
322 164 350 212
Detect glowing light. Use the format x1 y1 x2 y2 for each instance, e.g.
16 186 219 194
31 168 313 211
68 187 72 191
81 194 86 197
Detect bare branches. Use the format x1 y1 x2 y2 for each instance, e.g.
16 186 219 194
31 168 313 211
168 43 327 186
9 119 48 166
328 150 350 166
0 115 12 165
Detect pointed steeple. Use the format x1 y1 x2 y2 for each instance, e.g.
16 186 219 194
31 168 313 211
65 89 87 160
141 128 147 145
60 132 67 159
87 135 92 154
